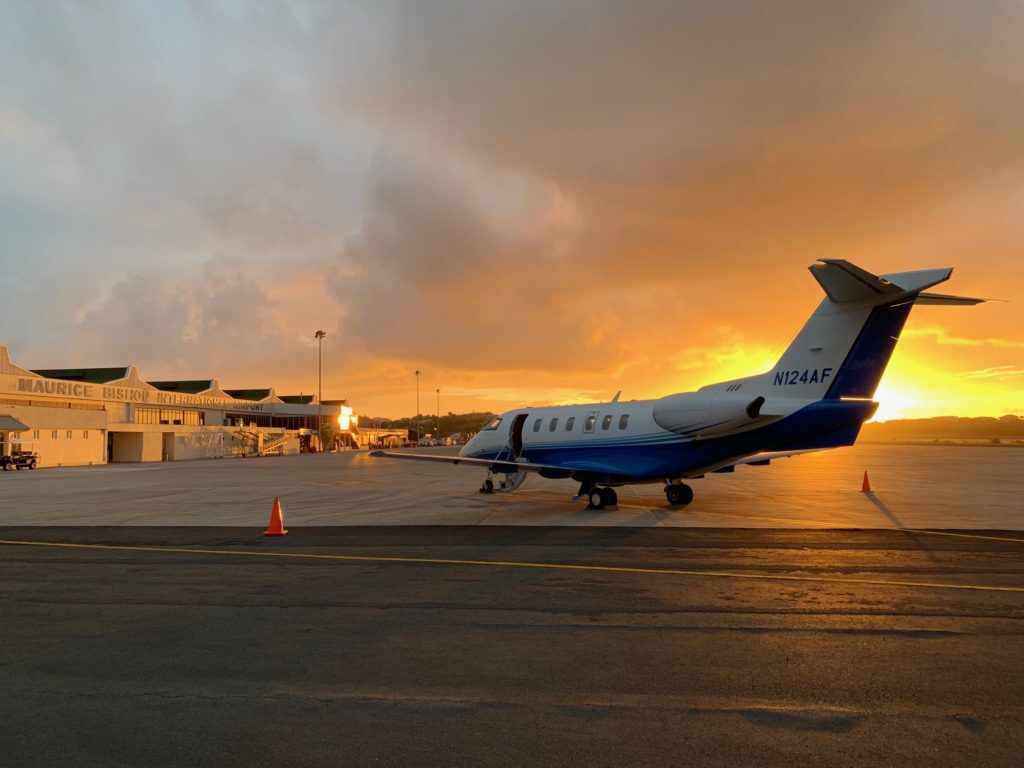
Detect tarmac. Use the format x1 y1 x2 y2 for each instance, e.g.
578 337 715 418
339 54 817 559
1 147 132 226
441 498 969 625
1 445 1023 766
0 443 1021 528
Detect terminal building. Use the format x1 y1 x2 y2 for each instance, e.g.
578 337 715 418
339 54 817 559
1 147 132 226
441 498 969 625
0 345 366 468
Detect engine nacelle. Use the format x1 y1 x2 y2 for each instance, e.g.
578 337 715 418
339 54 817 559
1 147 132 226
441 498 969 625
653 390 766 437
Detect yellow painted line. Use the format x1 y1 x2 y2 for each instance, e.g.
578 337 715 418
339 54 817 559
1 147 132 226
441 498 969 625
1 539 1023 594
899 529 1024 545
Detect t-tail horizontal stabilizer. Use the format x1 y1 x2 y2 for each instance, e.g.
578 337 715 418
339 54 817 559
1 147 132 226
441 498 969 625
915 292 988 306
771 259 986 403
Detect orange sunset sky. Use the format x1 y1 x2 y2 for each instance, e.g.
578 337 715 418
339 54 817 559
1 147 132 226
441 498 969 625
1 2 1021 420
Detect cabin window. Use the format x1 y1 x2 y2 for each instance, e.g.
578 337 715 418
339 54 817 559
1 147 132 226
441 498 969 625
618 414 629 430
549 418 558 432
601 415 613 430
583 413 597 433
483 417 503 431
533 418 542 432
565 417 575 431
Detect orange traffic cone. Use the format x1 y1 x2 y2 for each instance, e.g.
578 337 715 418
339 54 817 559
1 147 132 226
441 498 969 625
861 471 872 493
263 496 288 536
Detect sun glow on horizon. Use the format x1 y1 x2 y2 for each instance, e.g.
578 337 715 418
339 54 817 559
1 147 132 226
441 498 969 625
869 384 918 423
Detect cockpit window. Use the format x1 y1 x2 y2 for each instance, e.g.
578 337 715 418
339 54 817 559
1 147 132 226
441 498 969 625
482 417 503 431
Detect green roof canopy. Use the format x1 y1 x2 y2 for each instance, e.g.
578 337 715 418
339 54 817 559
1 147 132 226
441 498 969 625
224 388 273 402
278 394 315 404
31 367 130 384
149 380 215 394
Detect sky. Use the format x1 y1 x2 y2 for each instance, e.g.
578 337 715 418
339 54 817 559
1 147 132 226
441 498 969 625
1 1 1021 420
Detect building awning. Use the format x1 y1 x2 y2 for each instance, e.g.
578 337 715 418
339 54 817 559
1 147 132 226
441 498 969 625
0 415 30 432
31 367 131 383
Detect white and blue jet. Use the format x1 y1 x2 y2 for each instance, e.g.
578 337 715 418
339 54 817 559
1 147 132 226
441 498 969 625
373 260 985 509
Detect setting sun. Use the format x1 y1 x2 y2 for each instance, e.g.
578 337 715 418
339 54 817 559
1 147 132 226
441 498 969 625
869 384 916 423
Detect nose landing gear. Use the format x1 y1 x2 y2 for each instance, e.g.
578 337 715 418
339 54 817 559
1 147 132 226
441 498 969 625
665 483 694 507
479 468 528 494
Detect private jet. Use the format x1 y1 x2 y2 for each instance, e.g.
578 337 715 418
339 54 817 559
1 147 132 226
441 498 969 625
373 259 985 509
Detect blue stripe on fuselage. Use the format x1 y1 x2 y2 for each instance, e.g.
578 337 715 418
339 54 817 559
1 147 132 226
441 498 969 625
825 299 915 399
466 399 875 482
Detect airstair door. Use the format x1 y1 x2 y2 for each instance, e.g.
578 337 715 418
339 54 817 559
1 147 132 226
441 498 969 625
509 413 528 458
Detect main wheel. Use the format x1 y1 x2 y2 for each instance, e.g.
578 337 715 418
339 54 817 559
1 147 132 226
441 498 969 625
665 483 693 507
588 489 606 510
480 478 494 493
602 487 618 507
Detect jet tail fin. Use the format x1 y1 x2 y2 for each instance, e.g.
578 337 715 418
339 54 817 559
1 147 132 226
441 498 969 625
769 259 984 402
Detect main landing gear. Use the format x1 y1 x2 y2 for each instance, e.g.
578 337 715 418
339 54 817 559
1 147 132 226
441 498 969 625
586 487 618 510
664 483 694 507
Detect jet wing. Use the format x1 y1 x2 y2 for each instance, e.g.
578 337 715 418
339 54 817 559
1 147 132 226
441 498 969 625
729 448 832 466
369 450 563 474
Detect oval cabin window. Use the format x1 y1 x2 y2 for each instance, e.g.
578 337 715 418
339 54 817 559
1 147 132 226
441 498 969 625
618 414 629 429
601 415 613 430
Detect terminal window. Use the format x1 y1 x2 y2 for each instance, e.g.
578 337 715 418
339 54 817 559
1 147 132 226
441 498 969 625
135 407 203 426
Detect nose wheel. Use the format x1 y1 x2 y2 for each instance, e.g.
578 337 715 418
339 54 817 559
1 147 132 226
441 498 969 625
665 483 693 507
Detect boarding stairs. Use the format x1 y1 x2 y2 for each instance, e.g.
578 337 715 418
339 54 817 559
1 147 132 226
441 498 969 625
259 433 289 456
232 428 260 457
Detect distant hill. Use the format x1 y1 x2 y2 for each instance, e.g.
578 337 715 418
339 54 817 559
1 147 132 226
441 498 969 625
861 415 1024 445
362 412 497 439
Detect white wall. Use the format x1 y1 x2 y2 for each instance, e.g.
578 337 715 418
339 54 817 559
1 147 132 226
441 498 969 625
2 404 107 467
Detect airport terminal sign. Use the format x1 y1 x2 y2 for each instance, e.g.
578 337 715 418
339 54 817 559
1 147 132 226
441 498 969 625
11 377 266 411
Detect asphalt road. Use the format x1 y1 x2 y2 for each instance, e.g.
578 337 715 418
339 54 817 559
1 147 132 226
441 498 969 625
2 526 1023 767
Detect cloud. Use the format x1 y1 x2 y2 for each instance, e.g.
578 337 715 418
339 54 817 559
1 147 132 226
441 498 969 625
71 256 314 386
904 326 1024 350
955 365 1024 381
1 1 1022 415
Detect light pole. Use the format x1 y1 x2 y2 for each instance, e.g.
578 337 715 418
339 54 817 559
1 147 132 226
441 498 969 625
315 330 326 450
414 370 421 441
436 388 440 440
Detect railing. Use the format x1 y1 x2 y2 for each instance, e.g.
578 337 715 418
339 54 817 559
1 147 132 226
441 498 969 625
259 433 289 456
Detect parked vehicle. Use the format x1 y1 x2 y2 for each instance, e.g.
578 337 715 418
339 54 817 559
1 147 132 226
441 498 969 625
1 443 39 471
